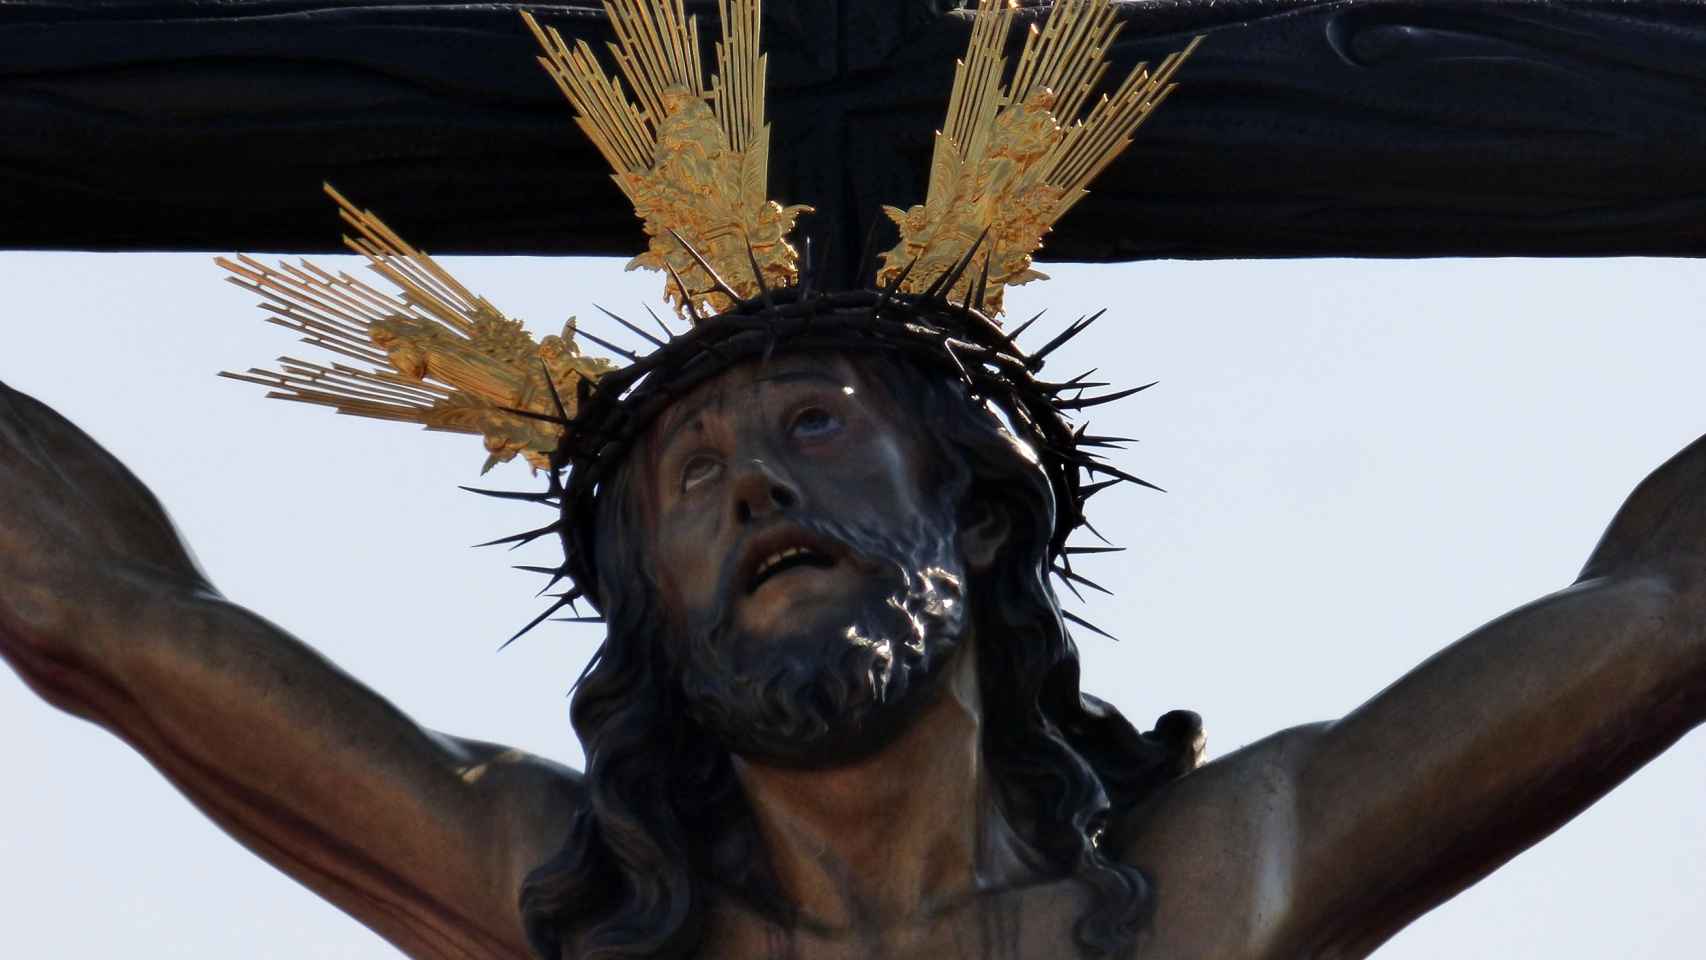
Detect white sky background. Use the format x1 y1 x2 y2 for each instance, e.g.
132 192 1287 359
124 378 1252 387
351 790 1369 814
1 250 1703 957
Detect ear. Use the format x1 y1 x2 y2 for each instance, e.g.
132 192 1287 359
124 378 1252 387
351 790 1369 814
957 498 1011 573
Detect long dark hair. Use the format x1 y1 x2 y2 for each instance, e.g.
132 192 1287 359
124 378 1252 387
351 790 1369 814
519 352 1202 959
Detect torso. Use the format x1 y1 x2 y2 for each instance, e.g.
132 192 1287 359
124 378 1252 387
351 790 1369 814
697 876 1093 960
545 734 1313 960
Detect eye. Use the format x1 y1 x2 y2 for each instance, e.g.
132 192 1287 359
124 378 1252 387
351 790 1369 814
790 406 843 441
680 455 722 493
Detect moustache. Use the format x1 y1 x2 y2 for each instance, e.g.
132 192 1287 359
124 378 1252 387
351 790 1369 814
706 506 958 636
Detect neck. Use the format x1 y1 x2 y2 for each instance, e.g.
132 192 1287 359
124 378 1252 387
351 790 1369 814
732 641 1034 931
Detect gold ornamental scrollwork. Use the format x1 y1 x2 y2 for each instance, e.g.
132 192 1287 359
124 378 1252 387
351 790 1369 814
525 0 813 319
877 0 1200 317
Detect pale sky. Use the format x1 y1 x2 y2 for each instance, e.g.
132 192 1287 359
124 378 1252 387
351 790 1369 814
2 250 1703 956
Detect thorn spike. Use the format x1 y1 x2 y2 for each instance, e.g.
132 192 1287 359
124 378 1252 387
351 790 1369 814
496 404 572 428
512 564 567 575
473 519 563 550
744 238 775 309
595 304 666 348
1003 309 1046 348
459 485 559 503
643 302 675 340
668 229 743 304
663 261 704 324
1054 568 1087 602
1079 478 1123 498
500 595 574 650
537 358 572 424
1054 564 1113 595
1030 308 1109 366
924 228 989 301
881 255 921 299
1058 381 1158 410
572 327 640 362
1061 609 1119 642
971 250 992 311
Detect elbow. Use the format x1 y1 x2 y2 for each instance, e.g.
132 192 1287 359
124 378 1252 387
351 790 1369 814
1627 565 1696 629
1572 566 1683 614
1653 561 1706 692
1581 566 1706 718
0 569 76 657
0 582 103 721
0 561 88 676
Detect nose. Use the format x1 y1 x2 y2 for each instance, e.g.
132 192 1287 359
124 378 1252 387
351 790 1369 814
730 458 799 525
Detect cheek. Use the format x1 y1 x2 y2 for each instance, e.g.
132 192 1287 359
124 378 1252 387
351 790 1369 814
863 430 932 513
801 424 930 517
804 446 928 524
652 505 725 612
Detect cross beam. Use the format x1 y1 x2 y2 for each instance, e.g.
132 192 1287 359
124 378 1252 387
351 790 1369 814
6 0 1706 284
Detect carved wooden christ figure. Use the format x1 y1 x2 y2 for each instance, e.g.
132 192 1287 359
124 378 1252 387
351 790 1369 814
5 335 1706 958
5 0 1706 956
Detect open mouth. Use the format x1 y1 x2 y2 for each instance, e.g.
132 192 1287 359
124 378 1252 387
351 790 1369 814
746 545 837 594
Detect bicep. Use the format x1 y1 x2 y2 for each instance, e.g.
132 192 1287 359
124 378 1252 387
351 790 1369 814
1280 573 1697 954
51 589 580 959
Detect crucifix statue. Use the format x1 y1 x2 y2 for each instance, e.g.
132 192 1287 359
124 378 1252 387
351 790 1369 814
3 1 1706 958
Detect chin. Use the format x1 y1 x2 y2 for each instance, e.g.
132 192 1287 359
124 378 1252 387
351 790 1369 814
680 564 967 768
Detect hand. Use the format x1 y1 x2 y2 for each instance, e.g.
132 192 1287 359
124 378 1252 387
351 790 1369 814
0 381 209 647
1579 430 1706 584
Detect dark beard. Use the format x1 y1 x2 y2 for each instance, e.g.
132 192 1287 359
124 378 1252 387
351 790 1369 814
677 509 969 767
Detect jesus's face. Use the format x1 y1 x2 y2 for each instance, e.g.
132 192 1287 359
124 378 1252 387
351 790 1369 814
642 354 973 765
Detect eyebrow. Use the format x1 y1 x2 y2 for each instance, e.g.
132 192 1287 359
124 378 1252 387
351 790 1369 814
752 370 844 387
656 369 848 455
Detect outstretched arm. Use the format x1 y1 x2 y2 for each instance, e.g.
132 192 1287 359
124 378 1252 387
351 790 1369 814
0 382 579 960
1124 430 1706 958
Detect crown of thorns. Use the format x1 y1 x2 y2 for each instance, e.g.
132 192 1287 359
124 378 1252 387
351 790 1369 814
218 0 1197 643
486 242 1158 642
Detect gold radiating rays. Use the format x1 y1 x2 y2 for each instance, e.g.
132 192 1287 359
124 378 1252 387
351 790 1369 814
219 185 615 473
877 0 1199 316
524 0 811 318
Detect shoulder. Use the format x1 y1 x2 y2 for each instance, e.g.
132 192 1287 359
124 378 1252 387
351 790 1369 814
1112 723 1328 959
432 732 589 905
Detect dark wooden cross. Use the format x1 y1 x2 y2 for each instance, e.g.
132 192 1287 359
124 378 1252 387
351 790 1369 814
7 0 1706 285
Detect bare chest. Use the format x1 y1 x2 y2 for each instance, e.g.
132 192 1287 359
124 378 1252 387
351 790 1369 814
697 880 1093 960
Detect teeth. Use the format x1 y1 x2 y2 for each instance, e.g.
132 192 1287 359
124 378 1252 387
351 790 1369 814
756 546 813 580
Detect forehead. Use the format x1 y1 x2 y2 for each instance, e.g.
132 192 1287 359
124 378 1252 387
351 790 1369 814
650 353 864 440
